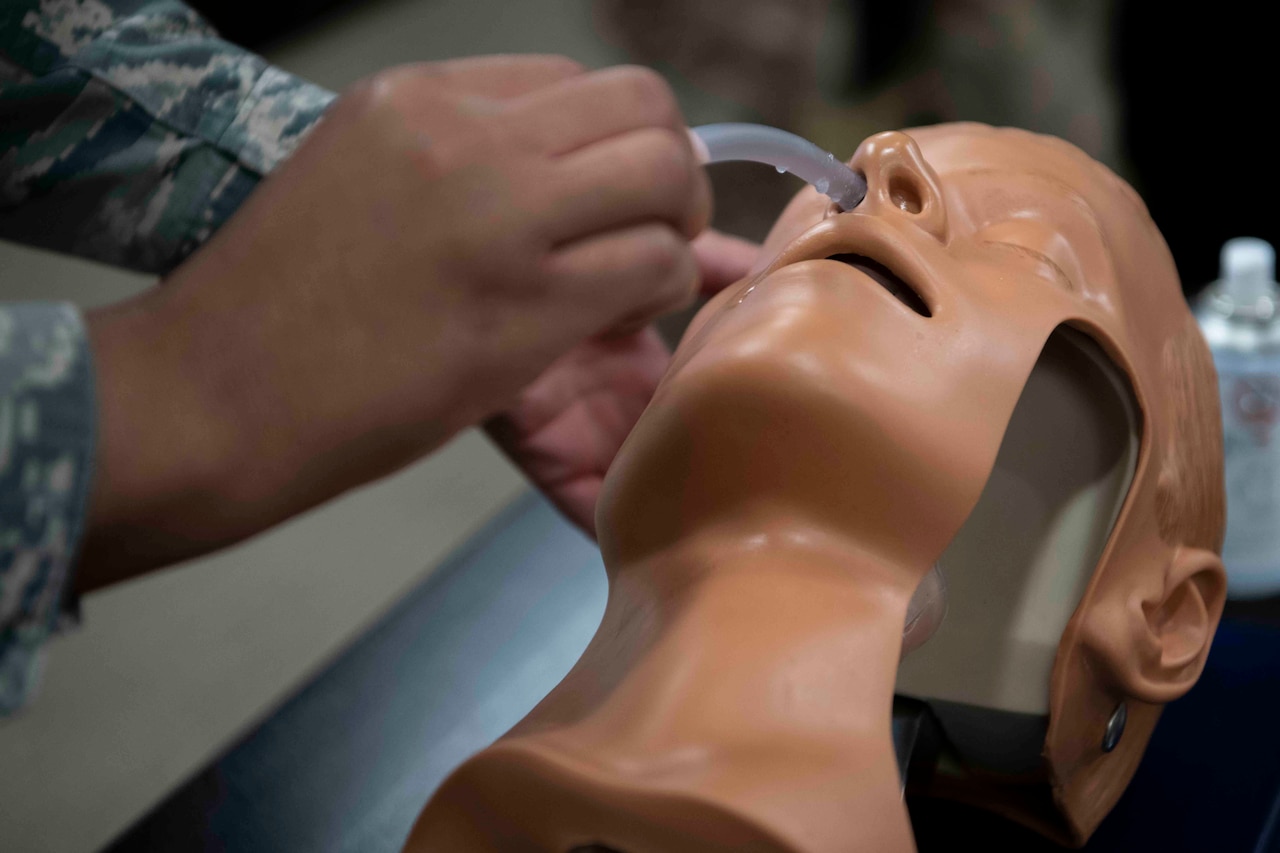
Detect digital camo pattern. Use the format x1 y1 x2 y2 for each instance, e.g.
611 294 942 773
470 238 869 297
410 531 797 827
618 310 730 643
1 1 336 713
1 0 335 274
0 304 94 715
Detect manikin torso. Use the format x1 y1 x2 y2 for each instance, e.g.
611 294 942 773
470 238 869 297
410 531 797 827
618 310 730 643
405 124 1225 852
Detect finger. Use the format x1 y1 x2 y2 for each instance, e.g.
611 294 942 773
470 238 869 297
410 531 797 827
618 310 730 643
504 65 684 156
391 54 587 100
692 229 759 295
545 223 699 331
546 478 601 538
543 127 711 244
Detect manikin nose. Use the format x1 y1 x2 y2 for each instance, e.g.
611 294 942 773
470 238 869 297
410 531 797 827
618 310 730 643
849 131 948 242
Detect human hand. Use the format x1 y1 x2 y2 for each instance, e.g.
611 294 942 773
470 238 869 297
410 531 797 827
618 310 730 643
83 55 712 578
485 229 757 536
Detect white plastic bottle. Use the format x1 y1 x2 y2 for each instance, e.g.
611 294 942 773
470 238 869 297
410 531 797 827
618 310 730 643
1196 238 1280 598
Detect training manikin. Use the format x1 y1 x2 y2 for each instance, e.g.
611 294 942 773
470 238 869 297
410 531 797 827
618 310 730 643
404 123 1227 851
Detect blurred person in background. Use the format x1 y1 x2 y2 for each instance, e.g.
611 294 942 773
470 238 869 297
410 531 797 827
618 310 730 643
595 0 1117 232
596 0 1276 292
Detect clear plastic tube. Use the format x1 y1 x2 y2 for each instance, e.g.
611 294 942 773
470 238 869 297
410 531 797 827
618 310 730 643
690 123 867 211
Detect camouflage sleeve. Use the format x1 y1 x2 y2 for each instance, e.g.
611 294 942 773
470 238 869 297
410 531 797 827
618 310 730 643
0 303 95 715
0 2 337 714
0 0 336 274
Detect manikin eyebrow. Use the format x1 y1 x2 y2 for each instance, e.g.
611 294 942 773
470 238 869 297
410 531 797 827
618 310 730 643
983 240 1076 291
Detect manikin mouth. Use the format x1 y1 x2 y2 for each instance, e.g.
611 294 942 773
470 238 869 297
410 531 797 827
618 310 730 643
827 253 931 317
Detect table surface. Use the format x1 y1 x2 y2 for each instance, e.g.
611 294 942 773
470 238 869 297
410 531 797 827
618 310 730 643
106 492 608 853
105 492 1280 853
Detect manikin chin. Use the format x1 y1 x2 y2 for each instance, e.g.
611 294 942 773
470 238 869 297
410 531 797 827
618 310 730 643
405 123 1226 852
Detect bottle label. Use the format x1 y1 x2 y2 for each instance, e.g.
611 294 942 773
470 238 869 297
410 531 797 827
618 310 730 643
1217 366 1280 590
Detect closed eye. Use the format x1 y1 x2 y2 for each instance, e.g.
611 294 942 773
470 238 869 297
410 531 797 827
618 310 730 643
984 241 1075 292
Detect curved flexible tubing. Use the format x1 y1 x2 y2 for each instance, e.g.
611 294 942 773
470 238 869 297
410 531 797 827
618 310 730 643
690 123 867 211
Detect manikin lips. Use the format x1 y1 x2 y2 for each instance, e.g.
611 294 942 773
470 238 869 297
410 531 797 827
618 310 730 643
827 253 931 317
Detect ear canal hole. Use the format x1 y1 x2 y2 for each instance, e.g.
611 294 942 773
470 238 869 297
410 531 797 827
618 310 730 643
888 175 923 214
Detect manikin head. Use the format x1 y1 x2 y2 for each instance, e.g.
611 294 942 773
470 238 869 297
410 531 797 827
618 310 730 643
410 124 1226 849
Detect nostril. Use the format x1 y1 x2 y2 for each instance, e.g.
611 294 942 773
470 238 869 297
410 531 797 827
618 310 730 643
888 175 923 214
825 171 867 217
569 846 624 852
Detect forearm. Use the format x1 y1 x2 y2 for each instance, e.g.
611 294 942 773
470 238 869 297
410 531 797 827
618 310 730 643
75 251 480 591
77 288 245 587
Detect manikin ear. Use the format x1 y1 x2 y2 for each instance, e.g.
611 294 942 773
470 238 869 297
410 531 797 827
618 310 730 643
1113 547 1227 704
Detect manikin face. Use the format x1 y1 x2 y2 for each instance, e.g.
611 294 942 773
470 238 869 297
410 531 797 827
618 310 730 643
411 125 1224 850
605 126 1138 576
598 123 1224 842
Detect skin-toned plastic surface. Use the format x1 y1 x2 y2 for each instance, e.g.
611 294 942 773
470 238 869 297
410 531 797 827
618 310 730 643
404 124 1226 851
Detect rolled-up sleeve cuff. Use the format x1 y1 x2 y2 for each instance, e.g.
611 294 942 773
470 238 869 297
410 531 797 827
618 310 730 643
0 303 95 715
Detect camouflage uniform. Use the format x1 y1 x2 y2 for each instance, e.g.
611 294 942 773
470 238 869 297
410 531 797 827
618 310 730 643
0 0 335 714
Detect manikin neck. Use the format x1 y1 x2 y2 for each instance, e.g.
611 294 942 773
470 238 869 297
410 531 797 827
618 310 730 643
605 517 917 732
409 516 930 853
575 516 925 850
